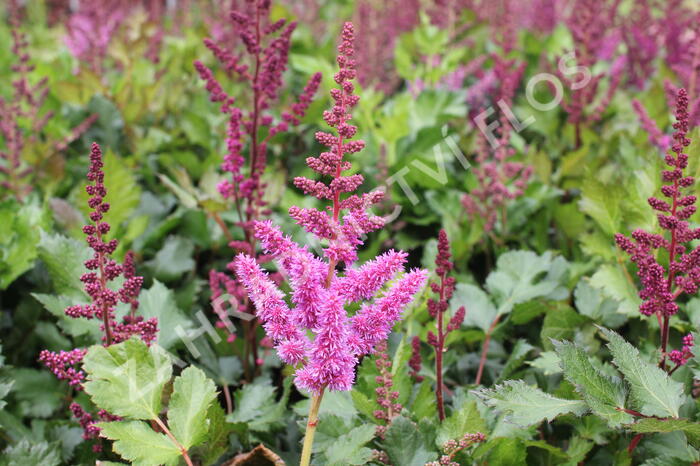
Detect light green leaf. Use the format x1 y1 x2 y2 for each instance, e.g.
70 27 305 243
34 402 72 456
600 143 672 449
228 377 289 432
579 176 623 235
0 200 46 289
473 380 588 427
83 339 172 420
600 327 684 418
383 416 437 465
137 280 193 350
486 251 569 315
574 279 627 328
2 439 61 466
590 264 641 317
527 351 562 375
627 418 700 436
497 339 534 382
36 232 91 296
147 236 195 282
540 304 588 350
325 424 375 466
168 366 218 449
98 421 181 466
452 283 497 332
436 401 486 447
553 340 632 427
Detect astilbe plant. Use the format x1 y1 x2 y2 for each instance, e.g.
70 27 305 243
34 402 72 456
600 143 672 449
462 40 532 236
195 0 321 379
39 143 158 451
424 230 464 421
233 23 426 466
557 0 625 148
615 89 697 372
0 2 95 201
372 340 401 439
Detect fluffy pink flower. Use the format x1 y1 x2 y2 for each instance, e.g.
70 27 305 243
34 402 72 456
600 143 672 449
234 23 427 393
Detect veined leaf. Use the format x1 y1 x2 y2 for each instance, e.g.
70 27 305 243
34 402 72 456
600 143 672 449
83 338 172 420
473 380 588 427
600 327 684 418
627 418 700 436
325 424 375 466
553 340 632 427
98 421 181 466
168 366 218 450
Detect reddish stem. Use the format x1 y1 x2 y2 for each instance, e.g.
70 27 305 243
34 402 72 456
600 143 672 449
475 314 501 385
435 275 446 422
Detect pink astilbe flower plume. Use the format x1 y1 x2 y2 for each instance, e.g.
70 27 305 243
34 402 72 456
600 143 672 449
233 23 427 395
39 142 158 450
616 89 700 370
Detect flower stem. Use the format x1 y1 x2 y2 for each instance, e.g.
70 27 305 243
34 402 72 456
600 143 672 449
300 388 325 466
153 416 193 466
475 314 501 385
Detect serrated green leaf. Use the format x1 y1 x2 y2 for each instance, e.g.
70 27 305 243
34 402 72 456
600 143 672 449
36 232 91 296
540 305 588 350
167 366 217 449
473 380 588 427
411 379 437 421
579 176 623 235
383 416 437 465
2 439 61 466
436 400 486 447
10 368 63 418
325 424 375 466
147 236 195 282
527 351 562 375
590 264 641 317
627 418 700 436
482 437 527 466
227 376 289 432
0 200 45 289
553 340 632 427
98 420 181 466
83 339 172 420
497 339 534 382
485 251 569 315
452 283 497 332
574 279 626 328
600 328 684 418
137 280 193 350
350 389 376 419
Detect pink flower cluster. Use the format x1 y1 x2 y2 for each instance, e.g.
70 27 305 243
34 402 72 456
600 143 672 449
462 55 532 233
372 341 401 439
669 334 695 367
70 402 120 452
426 432 486 466
616 89 700 318
234 23 426 394
195 0 322 244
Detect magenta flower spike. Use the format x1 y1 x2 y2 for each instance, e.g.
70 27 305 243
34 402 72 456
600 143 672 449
232 22 426 466
615 89 698 370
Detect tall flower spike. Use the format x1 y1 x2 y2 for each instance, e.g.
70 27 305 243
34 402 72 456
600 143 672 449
423 230 464 421
616 89 700 370
233 24 427 465
197 0 322 380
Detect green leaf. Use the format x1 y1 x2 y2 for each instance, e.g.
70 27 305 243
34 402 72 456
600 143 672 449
2 439 61 466
98 421 181 466
137 280 193 350
147 236 195 282
452 283 497 332
383 416 437 465
579 176 623 235
497 339 534 382
482 437 527 466
0 200 45 289
36 232 91 296
589 264 641 317
350 389 376 420
574 279 627 328
410 379 437 421
626 418 700 436
527 351 562 375
325 424 376 466
167 366 218 450
486 250 569 315
553 340 632 427
473 380 588 427
436 401 486 447
540 304 588 350
600 328 684 418
227 376 289 432
9 368 63 418
83 339 173 420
